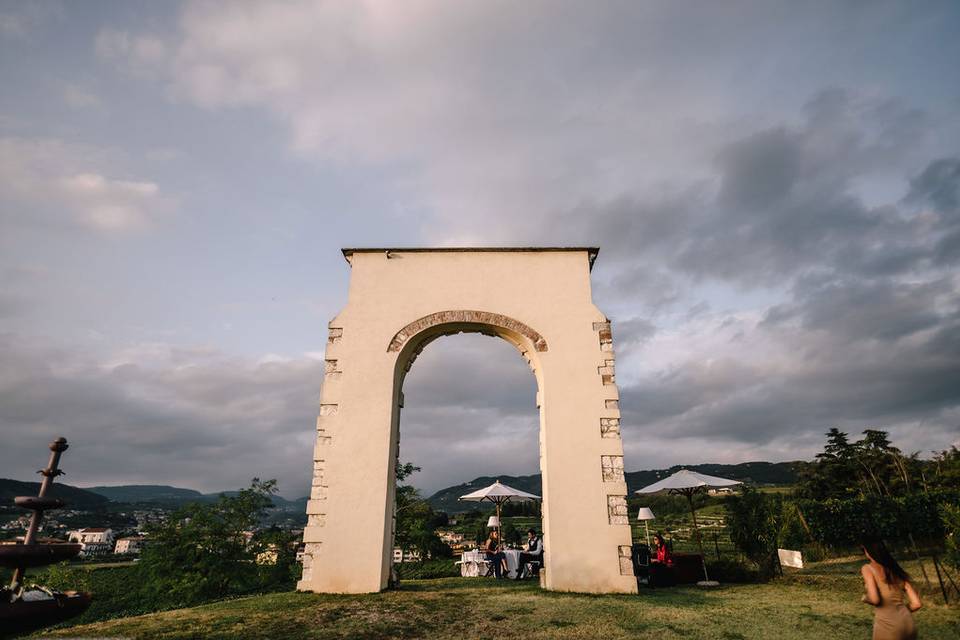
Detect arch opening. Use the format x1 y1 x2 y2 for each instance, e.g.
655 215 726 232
385 316 548 581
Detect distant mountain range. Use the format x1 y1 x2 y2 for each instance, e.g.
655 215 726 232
425 461 799 513
3 461 797 515
85 484 207 504
0 480 307 511
84 485 309 509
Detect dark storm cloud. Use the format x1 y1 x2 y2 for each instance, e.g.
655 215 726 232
907 157 960 216
543 87 960 467
717 128 803 211
601 92 960 464
610 316 658 353
766 277 951 343
565 91 949 288
620 337 959 448
0 334 323 497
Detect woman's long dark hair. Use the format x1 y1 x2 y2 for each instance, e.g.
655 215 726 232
862 538 910 584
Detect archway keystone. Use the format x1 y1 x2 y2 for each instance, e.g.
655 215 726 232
299 247 636 594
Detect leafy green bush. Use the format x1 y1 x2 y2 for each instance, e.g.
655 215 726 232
725 487 784 579
32 564 158 626
941 501 960 571
395 559 460 580
136 479 290 608
705 558 759 583
796 490 958 548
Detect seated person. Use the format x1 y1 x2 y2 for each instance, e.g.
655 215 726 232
483 530 508 578
649 532 675 587
653 532 673 566
515 528 543 580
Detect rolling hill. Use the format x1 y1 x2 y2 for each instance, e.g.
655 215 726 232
84 485 309 510
0 478 110 510
85 485 205 504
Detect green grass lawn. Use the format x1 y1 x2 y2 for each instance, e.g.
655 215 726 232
31 558 959 640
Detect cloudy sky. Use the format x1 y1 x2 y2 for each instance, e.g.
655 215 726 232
1 1 958 498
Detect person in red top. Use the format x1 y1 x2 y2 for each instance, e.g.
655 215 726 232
653 533 673 566
649 532 675 587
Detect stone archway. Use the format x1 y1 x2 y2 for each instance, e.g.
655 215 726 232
298 248 636 594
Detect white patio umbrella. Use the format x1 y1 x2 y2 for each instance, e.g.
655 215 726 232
636 469 742 586
459 480 541 541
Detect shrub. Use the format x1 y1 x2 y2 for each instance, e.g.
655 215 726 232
797 490 958 548
941 502 960 571
395 559 460 580
705 558 760 583
32 564 154 626
725 487 783 580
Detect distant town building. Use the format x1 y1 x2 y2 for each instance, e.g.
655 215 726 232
256 544 280 565
436 530 464 545
392 547 422 563
68 527 115 556
707 487 735 496
114 536 146 555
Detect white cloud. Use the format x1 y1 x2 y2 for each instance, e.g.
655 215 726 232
99 1 753 233
95 28 168 75
63 84 102 109
0 137 172 232
0 1 62 39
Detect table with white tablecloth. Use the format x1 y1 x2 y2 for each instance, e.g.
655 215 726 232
459 549 529 578
502 549 521 578
458 550 488 577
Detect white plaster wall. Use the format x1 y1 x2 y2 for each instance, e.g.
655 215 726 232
298 249 636 594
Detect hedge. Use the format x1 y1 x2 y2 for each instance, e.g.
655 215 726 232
796 490 958 548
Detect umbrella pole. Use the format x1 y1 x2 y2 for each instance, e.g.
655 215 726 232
496 500 504 576
685 489 710 582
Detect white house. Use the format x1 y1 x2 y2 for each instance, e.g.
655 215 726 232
707 487 735 496
68 527 115 556
114 536 145 555
392 547 422 563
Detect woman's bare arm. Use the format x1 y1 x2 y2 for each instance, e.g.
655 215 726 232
861 565 881 606
903 580 922 612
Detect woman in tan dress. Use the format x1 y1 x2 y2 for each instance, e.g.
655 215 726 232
860 539 922 640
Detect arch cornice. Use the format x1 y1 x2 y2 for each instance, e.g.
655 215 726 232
386 310 548 353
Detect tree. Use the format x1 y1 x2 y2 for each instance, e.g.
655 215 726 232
474 520 489 546
253 525 300 586
797 428 926 500
501 521 522 546
138 478 279 606
725 486 784 579
928 447 960 490
941 502 960 571
394 462 451 560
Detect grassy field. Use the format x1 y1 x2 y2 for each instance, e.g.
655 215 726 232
31 558 959 640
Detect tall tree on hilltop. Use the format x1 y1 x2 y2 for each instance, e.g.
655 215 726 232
798 428 926 500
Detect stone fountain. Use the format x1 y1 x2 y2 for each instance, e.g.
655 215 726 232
0 437 92 634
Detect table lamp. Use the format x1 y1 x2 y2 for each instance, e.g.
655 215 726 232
637 507 656 546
